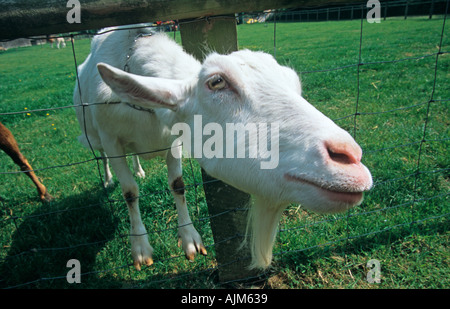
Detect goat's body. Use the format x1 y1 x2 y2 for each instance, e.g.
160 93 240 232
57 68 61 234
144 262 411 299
56 38 66 49
0 121 52 202
74 29 206 269
76 101 172 161
49 37 66 48
75 29 199 159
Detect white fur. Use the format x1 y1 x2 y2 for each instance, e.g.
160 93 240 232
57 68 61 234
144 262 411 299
50 37 66 49
74 28 373 270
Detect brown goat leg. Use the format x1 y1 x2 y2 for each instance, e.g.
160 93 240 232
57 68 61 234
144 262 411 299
0 122 53 202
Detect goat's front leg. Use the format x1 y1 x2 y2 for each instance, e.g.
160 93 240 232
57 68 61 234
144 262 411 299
166 150 207 260
101 138 153 270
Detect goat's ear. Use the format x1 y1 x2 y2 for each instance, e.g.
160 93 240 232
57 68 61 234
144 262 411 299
97 62 184 111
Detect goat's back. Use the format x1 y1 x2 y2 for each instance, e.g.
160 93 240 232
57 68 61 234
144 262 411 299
75 27 200 104
73 27 200 155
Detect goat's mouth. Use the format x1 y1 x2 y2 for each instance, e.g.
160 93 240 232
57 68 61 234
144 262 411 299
284 173 364 205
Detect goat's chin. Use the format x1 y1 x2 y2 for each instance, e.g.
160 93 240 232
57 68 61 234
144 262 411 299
308 186 364 213
282 168 371 214
300 193 364 214
284 180 365 214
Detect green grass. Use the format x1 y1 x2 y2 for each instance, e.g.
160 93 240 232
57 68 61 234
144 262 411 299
1 17 449 289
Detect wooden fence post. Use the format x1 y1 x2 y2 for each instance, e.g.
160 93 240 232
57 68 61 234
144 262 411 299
429 0 435 19
384 1 388 21
404 0 409 19
179 16 261 283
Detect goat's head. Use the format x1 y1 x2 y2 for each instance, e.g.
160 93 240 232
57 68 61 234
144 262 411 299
97 49 372 268
191 50 372 212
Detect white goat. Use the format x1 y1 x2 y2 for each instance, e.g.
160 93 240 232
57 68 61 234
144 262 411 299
49 37 66 49
74 28 372 271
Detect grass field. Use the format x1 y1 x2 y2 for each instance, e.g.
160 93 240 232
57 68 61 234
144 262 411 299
0 17 449 289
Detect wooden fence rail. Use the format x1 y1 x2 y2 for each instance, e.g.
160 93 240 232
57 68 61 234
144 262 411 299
0 0 362 40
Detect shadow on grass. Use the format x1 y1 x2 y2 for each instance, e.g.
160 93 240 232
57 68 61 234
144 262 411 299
0 185 121 288
0 183 222 289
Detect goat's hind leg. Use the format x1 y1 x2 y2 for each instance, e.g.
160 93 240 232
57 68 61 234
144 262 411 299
166 150 207 261
101 151 114 188
101 139 153 270
132 155 145 179
104 153 145 184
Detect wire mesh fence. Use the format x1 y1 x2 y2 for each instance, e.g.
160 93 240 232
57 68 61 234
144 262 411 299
0 1 449 288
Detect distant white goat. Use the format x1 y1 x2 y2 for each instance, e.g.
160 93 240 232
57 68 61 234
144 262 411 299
49 37 66 49
73 28 372 271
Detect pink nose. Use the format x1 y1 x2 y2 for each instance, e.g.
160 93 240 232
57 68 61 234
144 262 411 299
325 140 362 165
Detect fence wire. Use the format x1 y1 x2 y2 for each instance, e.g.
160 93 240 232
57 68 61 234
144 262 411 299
1 1 449 288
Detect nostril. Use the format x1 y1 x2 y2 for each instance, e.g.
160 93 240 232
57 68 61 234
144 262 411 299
328 149 355 165
325 141 361 165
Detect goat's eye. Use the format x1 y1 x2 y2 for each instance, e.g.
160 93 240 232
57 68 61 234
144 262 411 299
207 75 227 91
